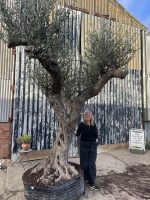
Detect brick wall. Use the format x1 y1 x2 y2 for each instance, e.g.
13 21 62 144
0 123 12 159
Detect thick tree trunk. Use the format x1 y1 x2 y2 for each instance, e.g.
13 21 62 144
30 105 81 186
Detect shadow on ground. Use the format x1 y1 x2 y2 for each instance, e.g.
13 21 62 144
97 164 150 199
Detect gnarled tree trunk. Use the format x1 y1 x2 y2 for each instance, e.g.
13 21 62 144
31 102 81 186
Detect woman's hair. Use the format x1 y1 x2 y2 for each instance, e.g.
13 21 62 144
83 111 95 126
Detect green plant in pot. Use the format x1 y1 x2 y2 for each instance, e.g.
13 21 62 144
20 134 32 151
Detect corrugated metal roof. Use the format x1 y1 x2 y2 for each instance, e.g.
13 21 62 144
115 0 147 30
59 0 147 30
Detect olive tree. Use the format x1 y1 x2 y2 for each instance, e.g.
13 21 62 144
0 0 136 185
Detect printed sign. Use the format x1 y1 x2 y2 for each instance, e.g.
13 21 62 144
129 129 146 151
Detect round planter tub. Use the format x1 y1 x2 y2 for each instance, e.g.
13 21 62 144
22 163 85 200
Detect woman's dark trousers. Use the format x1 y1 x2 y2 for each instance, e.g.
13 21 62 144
80 141 97 185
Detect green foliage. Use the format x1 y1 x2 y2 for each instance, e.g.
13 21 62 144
17 134 32 144
0 0 66 58
26 58 53 95
145 141 150 150
0 0 136 100
84 22 136 85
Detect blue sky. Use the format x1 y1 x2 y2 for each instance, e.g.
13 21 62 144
117 0 150 31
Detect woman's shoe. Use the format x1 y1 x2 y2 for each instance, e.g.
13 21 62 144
90 185 100 191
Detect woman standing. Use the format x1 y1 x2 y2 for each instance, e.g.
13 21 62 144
76 111 99 190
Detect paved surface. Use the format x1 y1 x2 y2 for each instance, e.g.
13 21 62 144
0 148 150 200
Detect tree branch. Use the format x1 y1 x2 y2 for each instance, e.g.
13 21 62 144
39 58 61 94
75 66 128 104
75 74 110 104
8 41 28 48
24 46 62 94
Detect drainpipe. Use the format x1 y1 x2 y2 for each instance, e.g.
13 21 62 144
10 47 16 156
11 48 16 121
140 30 147 129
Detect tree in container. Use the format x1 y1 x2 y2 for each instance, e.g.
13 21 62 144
0 0 136 189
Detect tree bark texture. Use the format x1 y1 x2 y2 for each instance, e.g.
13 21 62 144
30 100 82 185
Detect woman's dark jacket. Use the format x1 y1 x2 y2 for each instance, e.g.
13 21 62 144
76 122 98 142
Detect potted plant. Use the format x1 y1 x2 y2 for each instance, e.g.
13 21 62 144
18 134 32 151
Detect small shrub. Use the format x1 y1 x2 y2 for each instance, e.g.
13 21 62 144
145 141 150 150
16 134 32 144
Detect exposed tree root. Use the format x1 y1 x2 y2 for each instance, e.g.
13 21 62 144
30 159 79 186
28 124 80 186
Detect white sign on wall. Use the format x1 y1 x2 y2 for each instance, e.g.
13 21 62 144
129 129 146 151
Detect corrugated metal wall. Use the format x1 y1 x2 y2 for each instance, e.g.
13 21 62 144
143 32 150 141
0 41 15 122
0 0 15 122
84 68 142 145
12 7 143 157
145 33 150 121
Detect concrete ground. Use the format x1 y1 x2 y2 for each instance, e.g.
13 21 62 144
0 148 150 200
